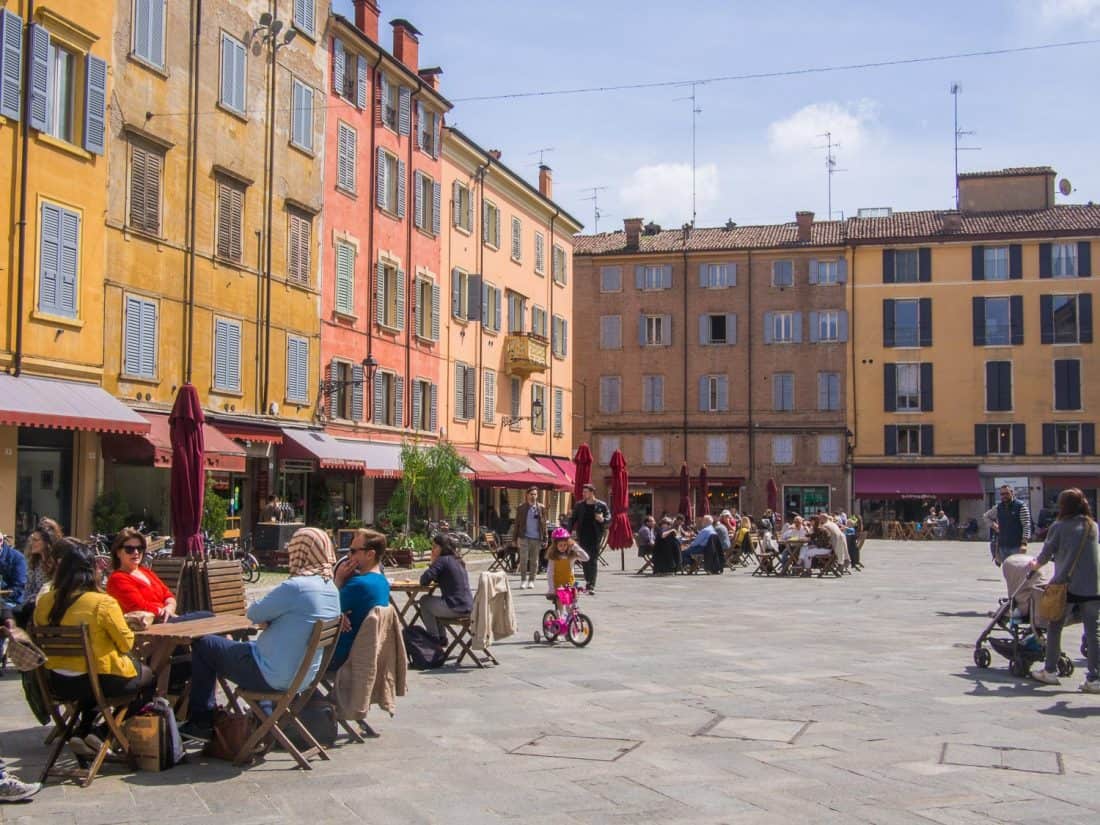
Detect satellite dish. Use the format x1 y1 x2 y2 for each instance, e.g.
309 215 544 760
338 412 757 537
1059 178 1073 196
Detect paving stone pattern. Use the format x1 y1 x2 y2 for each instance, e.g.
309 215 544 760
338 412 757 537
3 540 1100 824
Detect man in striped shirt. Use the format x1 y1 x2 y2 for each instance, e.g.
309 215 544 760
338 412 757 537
984 485 1032 565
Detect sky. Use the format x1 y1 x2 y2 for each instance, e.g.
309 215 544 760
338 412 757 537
333 0 1100 233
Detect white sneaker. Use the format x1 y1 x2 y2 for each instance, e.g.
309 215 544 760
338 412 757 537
525 580 533 590
0 775 42 803
1030 667 1061 685
1080 679 1100 694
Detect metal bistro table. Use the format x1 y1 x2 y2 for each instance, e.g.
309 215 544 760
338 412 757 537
135 614 256 697
389 580 436 630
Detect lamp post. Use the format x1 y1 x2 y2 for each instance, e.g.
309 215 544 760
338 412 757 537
316 355 379 422
497 397 543 449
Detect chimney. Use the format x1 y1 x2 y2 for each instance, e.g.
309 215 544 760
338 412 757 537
390 19 421 71
941 211 962 233
624 217 643 249
418 67 442 91
353 0 380 42
538 164 553 199
487 149 502 161
795 210 814 242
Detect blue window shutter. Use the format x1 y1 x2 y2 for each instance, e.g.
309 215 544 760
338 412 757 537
412 380 422 429
332 38 345 94
1012 423 1026 456
837 259 847 283
920 362 934 412
972 297 985 345
429 383 438 432
375 262 385 326
638 314 646 346
1042 423 1056 455
562 319 568 355
662 265 672 289
971 246 984 281
1080 294 1093 344
918 298 933 347
482 201 489 243
58 208 79 317
213 321 228 390
838 310 849 342
698 263 707 288
763 312 774 344
920 424 934 456
884 425 898 456
124 296 141 375
883 364 896 412
808 260 819 284
1010 295 1024 345
494 288 502 332
431 282 440 340
351 364 364 421
83 55 107 155
395 375 405 425
451 268 461 318
454 364 464 420
1039 243 1052 278
415 101 425 150
467 275 481 323
140 299 157 377
974 424 987 456
634 265 644 289
285 339 297 402
398 86 411 135
1084 423 1096 456
883 299 895 347
808 311 819 342
396 159 406 218
1009 244 1022 279
373 372 384 424
38 203 61 313
726 313 737 345
718 376 729 411
414 279 423 335
356 54 367 110
432 181 441 236
698 314 708 345
792 312 803 343
28 24 48 131
1040 295 1054 344
480 281 489 327
881 249 895 284
395 268 406 330
727 262 737 287
1079 241 1092 277
918 248 932 282
0 10 23 121
375 146 386 207
698 376 708 412
227 322 241 391
413 170 424 229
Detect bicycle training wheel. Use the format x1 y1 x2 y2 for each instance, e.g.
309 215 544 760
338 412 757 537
567 613 594 647
541 610 561 642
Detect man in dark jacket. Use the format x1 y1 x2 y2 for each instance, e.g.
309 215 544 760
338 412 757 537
984 485 1031 565
509 487 546 589
569 484 610 594
0 537 26 609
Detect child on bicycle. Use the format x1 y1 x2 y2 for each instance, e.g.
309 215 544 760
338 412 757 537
545 528 588 616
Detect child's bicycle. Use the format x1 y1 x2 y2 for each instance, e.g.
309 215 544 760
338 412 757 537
533 585 594 647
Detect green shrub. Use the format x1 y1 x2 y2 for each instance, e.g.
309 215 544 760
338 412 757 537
202 476 229 542
92 490 130 535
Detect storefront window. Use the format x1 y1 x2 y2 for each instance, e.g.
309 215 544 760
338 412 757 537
783 485 830 518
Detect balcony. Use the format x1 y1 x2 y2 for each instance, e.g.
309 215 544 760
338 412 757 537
504 333 549 377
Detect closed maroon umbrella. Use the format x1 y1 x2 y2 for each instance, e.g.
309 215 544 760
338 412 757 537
678 462 694 522
766 478 779 513
170 384 206 558
697 465 710 517
572 443 593 502
608 450 633 550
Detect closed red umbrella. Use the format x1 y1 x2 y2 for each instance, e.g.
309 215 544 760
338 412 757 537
678 462 694 522
170 384 206 558
572 443 593 502
766 478 779 513
608 450 633 550
697 465 710 517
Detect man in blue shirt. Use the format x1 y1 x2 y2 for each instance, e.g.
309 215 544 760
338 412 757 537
0 536 27 609
682 515 717 568
329 530 391 671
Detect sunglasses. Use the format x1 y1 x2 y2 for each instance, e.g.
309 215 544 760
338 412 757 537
122 544 144 554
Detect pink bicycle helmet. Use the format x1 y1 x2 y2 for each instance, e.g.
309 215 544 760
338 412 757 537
551 527 570 541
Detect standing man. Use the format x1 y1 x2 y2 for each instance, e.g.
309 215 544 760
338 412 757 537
984 484 1031 565
510 487 546 590
569 484 610 595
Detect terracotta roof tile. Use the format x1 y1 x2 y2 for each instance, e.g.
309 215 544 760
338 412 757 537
957 166 1055 179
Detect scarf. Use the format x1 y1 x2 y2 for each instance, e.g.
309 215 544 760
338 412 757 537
286 527 335 581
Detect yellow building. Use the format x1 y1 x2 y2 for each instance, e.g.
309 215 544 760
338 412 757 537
0 1 148 539
849 167 1100 526
441 128 583 525
99 0 328 537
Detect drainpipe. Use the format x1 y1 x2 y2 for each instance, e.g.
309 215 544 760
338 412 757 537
473 157 493 451
403 80 423 428
184 0 203 383
12 0 35 376
681 235 689 463
365 53 382 414
847 244 857 512
260 2 280 414
547 208 559 456
746 248 753 506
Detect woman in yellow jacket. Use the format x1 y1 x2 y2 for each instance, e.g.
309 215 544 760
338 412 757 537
34 540 153 758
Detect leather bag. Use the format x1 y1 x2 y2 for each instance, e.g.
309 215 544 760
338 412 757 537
1037 521 1093 623
4 627 47 672
202 708 256 762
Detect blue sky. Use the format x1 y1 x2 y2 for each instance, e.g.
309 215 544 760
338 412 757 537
334 0 1100 232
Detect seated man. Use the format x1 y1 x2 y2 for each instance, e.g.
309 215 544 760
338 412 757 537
682 515 717 569
651 517 681 575
181 527 340 742
329 529 391 672
636 516 656 561
797 517 834 572
0 534 27 612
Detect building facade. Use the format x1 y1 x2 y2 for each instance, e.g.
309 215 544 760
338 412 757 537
442 131 582 527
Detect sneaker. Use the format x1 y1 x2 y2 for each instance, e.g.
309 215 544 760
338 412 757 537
178 721 214 742
68 736 96 758
1080 679 1100 694
0 775 41 803
1029 667 1061 685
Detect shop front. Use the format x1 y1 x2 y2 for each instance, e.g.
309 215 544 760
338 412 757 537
782 484 831 519
854 465 983 532
622 476 743 523
1039 474 1100 529
459 449 572 535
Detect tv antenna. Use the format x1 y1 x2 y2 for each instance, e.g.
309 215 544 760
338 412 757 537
581 186 608 232
673 83 702 227
950 83 981 208
816 131 846 220
530 147 555 166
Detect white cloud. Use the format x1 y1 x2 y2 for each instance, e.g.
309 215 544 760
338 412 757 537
767 100 878 155
1036 0 1100 27
618 162 720 228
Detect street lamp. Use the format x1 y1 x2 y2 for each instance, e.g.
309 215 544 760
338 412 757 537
316 356 379 421
498 397 544 449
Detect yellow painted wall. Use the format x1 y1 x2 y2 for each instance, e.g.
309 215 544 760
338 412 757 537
0 428 16 536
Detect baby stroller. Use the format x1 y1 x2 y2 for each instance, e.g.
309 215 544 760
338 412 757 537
972 554 1075 678
533 585 593 647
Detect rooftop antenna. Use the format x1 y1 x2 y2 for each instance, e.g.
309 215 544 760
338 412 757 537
951 83 981 208
581 186 608 232
673 83 702 227
816 131 846 220
530 147 554 166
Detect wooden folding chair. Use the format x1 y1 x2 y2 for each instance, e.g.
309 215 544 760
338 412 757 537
436 575 498 668
637 553 654 574
751 544 780 576
203 559 247 615
486 542 518 573
232 617 342 770
810 551 844 578
33 625 140 787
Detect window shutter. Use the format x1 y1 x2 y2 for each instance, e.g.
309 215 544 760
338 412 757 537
918 248 932 282
972 297 986 345
1009 244 1022 279
1067 360 1081 409
634 265 644 289
1040 295 1054 344
763 312 774 344
838 310 849 342
883 364 896 412
534 233 544 271
395 375 405 426
27 25 48 132
920 362 933 412
511 218 521 259
467 275 481 323
432 115 441 160
480 282 489 328
883 299 895 347
139 299 156 377
372 372 384 424
0 10 23 121
1039 243 1052 278
494 209 501 251
661 314 672 346
58 208 79 317
698 314 708 345
837 259 848 284
335 243 353 314
791 312 803 343
375 146 386 206
124 296 141 375
918 298 932 347
1054 360 1069 410
970 246 985 281
554 388 564 435
453 364 464 421
698 263 707 288
1080 294 1093 343
882 249 895 284
397 86 411 135
493 289 502 332
452 181 461 227
974 425 987 456
356 54 368 110
483 370 495 423
414 281 424 338
1083 424 1096 456
413 170 424 229
808 311 819 342
718 376 729 411
1078 241 1092 277
412 380 423 428
38 203 60 313
395 268 406 330
432 182 441 236
985 362 997 411
451 268 462 318
637 315 647 346
1042 423 1056 455
920 424 934 456
808 260 819 284
884 425 898 456
415 101 425 151
1010 296 1024 345
226 322 240 391
285 338 298 402
430 282 440 340
291 81 312 149
661 264 672 289
481 201 489 243
1012 423 1026 456
351 364 364 421
396 159 406 218
375 261 385 326
464 367 476 420
332 38 345 94
726 313 737 345
429 384 438 432
214 321 229 391
699 376 708 412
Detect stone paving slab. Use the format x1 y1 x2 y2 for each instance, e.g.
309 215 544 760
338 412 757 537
3 539 1100 823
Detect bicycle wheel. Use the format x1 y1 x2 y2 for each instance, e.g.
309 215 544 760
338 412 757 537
567 613 594 647
541 610 561 642
244 554 261 583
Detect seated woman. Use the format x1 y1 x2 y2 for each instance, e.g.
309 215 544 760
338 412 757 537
181 527 340 741
797 517 835 573
105 528 211 623
15 526 55 627
33 540 154 759
651 517 681 574
545 528 589 612
329 529 391 672
418 534 473 643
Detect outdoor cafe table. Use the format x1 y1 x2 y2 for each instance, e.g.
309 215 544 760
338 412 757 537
389 580 436 630
135 614 255 696
778 539 807 575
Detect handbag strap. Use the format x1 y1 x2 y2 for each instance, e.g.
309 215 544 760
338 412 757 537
1061 518 1094 583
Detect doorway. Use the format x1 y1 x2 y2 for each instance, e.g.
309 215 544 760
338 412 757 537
17 428 73 539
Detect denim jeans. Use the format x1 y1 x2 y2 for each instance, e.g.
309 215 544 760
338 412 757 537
189 636 273 725
1044 598 1100 681
997 545 1024 564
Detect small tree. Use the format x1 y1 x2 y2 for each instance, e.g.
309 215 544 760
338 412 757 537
202 476 229 542
397 440 471 530
92 490 130 535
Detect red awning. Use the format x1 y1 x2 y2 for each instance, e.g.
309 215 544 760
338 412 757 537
1042 476 1100 489
280 429 366 473
534 456 574 490
212 420 284 444
605 475 743 488
0 373 150 435
458 449 569 490
854 466 983 499
103 413 246 473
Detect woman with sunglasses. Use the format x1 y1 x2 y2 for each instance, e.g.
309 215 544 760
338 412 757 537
105 528 211 622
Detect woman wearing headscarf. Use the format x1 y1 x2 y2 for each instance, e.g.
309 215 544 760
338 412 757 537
180 527 340 741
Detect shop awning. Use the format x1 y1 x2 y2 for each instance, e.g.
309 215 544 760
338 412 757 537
1042 475 1100 489
345 440 403 478
280 429 368 473
103 413 246 472
212 420 284 444
854 466 983 499
458 449 569 490
534 456 574 490
0 373 150 435
604 475 744 488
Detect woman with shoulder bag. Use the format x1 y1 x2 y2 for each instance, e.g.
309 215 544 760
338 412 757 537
1028 488 1100 692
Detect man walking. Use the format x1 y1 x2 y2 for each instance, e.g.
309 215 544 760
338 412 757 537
984 484 1031 565
510 487 546 589
569 484 610 595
